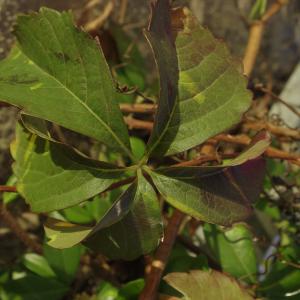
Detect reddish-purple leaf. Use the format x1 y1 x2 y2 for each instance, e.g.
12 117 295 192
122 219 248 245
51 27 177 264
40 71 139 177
147 132 270 225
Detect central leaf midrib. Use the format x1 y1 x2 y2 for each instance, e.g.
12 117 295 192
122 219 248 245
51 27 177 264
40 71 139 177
143 29 179 157
148 95 178 156
18 48 131 157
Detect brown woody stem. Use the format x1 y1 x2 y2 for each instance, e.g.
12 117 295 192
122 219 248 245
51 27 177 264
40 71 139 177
120 103 157 114
0 185 17 193
255 85 300 119
243 0 289 76
139 209 185 300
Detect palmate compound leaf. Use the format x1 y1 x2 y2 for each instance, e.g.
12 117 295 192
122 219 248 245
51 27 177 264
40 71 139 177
164 270 254 300
11 122 126 212
45 171 163 260
145 1 251 157
147 132 270 226
0 8 132 157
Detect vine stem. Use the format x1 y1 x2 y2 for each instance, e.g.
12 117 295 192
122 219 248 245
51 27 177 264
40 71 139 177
139 209 185 300
0 185 17 192
255 85 300 119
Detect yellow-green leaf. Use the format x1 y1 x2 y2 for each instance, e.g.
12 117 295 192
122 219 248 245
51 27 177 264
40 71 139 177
164 270 254 300
0 8 131 156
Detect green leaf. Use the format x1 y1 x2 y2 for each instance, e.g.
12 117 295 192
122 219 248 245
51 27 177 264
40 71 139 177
44 183 135 249
62 204 95 225
0 8 131 156
44 218 92 249
249 0 268 20
144 0 179 157
111 25 146 92
225 131 270 166
97 282 119 300
84 172 163 260
204 224 257 283
146 4 251 157
164 270 254 300
118 279 145 299
20 113 53 142
255 198 281 221
85 194 114 221
130 137 146 161
112 26 145 76
165 244 209 274
261 266 300 299
45 174 162 260
259 245 300 299
96 277 144 300
22 253 56 278
44 244 82 284
148 132 268 225
11 123 125 212
3 274 68 300
161 243 209 296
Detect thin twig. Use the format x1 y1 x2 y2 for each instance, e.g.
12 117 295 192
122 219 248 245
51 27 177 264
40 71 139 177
103 176 136 193
84 1 115 32
120 103 157 114
215 133 300 164
84 0 100 11
243 0 289 76
253 77 273 118
0 185 17 193
213 133 251 145
266 148 300 165
118 0 128 24
243 119 300 140
120 98 300 122
170 132 300 167
256 85 300 119
122 102 300 139
0 202 42 254
77 0 102 28
139 209 185 300
123 114 300 166
173 154 236 167
124 116 154 131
